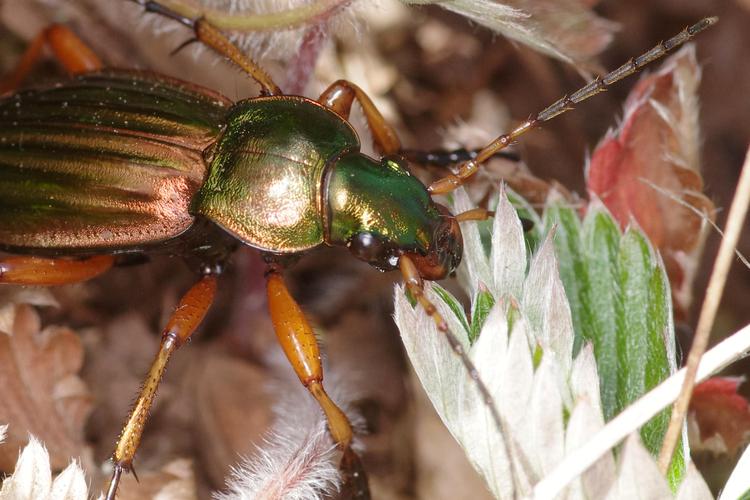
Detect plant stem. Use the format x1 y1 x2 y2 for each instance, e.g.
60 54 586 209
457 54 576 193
154 0 352 31
533 323 750 499
657 144 750 472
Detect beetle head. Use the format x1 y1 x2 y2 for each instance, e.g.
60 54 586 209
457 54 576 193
401 204 462 280
327 152 463 279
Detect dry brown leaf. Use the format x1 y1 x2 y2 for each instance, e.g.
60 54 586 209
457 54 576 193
192 352 274 488
0 304 93 473
0 287 57 334
82 314 159 464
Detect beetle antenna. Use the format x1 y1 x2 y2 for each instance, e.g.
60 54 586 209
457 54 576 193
399 255 516 472
428 16 718 195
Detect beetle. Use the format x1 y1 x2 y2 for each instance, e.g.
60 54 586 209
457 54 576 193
0 2 716 498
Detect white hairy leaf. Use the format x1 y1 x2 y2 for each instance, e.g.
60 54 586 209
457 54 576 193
403 0 615 66
0 436 87 500
719 442 750 500
394 186 721 499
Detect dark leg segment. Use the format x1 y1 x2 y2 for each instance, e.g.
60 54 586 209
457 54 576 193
400 147 520 168
0 255 114 285
0 24 102 93
106 275 217 500
319 80 401 155
265 266 369 499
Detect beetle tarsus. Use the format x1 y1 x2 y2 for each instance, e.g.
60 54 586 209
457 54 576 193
340 447 371 500
129 0 196 28
127 0 281 95
105 465 123 500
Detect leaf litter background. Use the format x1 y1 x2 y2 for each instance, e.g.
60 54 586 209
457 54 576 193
0 0 748 498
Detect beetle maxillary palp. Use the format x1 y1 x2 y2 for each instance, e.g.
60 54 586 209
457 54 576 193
401 206 463 280
455 208 494 222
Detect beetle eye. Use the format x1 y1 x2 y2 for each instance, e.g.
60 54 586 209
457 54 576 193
349 232 385 262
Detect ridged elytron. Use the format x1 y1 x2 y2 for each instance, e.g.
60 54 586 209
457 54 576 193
0 2 715 498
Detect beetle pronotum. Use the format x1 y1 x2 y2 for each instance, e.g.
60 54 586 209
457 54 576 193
0 2 715 498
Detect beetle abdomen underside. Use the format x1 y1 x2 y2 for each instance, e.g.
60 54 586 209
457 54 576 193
194 96 360 253
0 70 231 253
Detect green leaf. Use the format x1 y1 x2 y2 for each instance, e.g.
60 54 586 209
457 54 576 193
395 187 702 497
542 196 588 355
432 283 471 340
616 230 654 408
544 199 684 484
581 210 620 418
470 284 495 343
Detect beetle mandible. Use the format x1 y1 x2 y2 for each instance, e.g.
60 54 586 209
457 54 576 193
0 2 716 498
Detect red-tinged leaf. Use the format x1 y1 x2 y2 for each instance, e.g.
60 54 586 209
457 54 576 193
688 377 750 456
586 46 715 321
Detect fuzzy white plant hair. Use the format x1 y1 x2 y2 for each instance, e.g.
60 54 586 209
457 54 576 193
394 186 730 499
214 357 364 500
131 0 366 62
213 421 340 500
0 435 88 500
0 425 6 445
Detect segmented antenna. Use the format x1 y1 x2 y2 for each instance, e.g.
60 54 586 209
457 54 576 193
537 17 717 123
428 17 718 194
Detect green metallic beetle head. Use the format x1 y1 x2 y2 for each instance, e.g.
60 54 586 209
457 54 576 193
400 203 462 280
326 152 462 280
